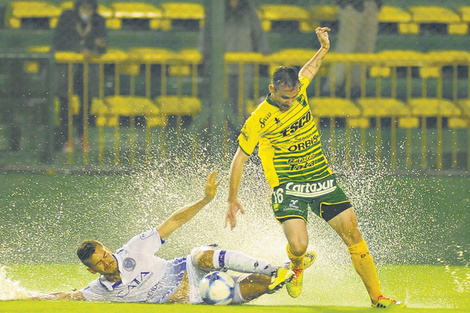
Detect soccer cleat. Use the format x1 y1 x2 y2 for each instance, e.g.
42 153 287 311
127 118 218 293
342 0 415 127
283 251 317 270
372 295 406 308
302 251 317 269
267 268 295 294
286 268 303 298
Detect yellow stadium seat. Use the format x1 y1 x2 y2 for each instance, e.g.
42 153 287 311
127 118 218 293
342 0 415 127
418 50 470 78
448 117 469 129
105 95 160 117
357 98 410 117
60 1 113 18
427 50 470 63
159 2 205 31
310 97 360 118
27 45 51 54
168 49 203 76
6 1 61 29
308 5 338 30
91 98 111 127
458 6 470 24
127 47 174 64
258 4 311 33
310 5 338 22
370 50 425 78
55 48 128 64
178 48 203 64
375 50 425 63
378 5 413 34
267 49 316 75
408 6 467 35
93 48 128 63
457 99 470 117
408 98 461 117
146 116 167 127
347 117 370 128
398 117 419 129
24 46 51 73
54 95 80 119
110 2 162 30
54 51 84 63
60 1 117 29
155 96 202 117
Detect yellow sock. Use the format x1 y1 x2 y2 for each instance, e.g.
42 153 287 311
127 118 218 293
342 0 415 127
286 244 305 270
347 240 382 302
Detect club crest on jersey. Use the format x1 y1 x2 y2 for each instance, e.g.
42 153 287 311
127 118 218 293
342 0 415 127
123 258 136 271
297 94 307 107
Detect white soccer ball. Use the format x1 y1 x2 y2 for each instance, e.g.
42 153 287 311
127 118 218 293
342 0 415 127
199 271 235 305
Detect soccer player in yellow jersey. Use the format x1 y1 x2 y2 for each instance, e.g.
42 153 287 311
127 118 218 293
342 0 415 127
225 27 405 308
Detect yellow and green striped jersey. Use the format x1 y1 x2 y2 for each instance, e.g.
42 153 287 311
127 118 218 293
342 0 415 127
238 76 332 188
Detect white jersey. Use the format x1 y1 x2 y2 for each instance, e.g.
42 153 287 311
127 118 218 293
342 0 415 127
81 228 187 303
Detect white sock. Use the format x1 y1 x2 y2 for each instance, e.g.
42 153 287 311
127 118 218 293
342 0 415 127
212 250 276 276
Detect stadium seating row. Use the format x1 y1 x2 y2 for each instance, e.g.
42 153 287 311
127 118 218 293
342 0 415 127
5 1 204 30
4 1 470 35
80 95 468 130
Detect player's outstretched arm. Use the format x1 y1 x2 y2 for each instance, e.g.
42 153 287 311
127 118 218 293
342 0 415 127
157 171 220 241
30 290 85 301
298 27 330 82
225 148 249 230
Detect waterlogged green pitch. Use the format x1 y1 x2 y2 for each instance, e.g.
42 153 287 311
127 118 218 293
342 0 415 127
1 263 469 312
0 172 469 312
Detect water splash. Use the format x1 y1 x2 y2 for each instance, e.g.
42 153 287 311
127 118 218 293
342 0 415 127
0 131 468 308
0 266 28 300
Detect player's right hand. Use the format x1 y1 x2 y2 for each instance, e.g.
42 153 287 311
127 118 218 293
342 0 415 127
204 171 221 202
225 200 245 230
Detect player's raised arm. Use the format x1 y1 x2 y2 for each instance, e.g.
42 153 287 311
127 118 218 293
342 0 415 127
225 147 249 230
298 27 331 83
157 171 220 241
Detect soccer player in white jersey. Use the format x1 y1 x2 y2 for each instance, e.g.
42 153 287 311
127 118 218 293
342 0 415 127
32 172 299 304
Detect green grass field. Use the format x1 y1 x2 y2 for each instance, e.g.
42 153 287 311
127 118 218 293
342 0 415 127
1 263 469 312
0 171 469 312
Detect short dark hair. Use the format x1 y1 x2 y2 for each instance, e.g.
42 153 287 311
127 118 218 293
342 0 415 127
77 240 102 266
272 66 300 91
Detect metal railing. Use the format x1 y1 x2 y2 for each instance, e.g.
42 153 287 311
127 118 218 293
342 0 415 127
1 49 469 171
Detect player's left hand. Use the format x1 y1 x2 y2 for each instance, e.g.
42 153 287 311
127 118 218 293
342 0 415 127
204 171 221 202
315 27 331 50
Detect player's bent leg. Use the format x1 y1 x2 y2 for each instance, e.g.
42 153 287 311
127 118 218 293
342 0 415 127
192 246 217 270
328 209 405 307
347 239 382 302
192 246 277 276
235 274 271 303
282 218 309 298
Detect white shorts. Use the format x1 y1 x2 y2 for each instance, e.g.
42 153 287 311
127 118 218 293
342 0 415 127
186 246 247 305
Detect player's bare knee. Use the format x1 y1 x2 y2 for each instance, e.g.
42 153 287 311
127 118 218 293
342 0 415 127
192 246 216 270
289 239 308 256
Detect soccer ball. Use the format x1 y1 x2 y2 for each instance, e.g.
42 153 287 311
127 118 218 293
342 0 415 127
199 271 235 305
